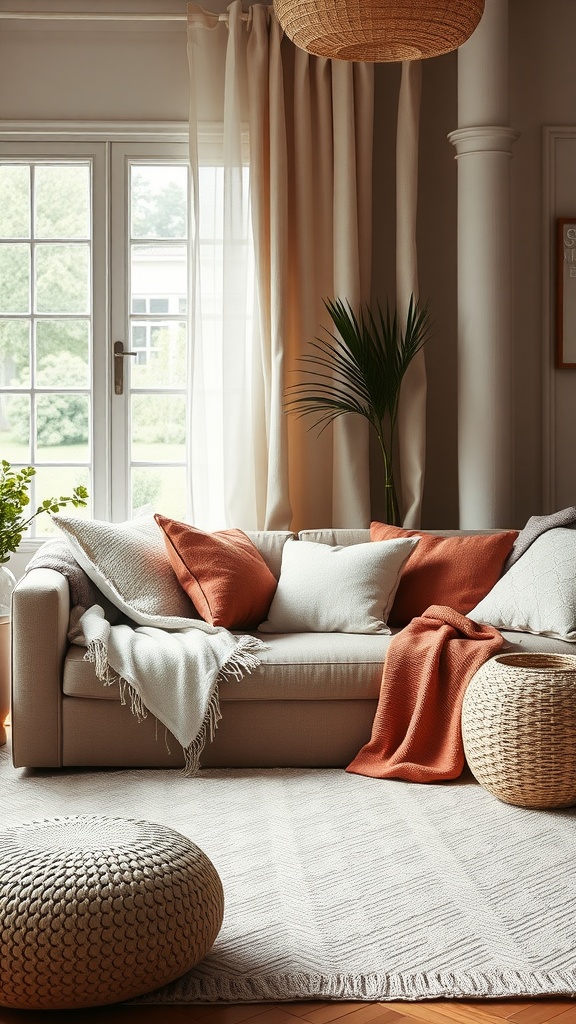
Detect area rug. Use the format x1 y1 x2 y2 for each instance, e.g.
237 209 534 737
2 741 576 1003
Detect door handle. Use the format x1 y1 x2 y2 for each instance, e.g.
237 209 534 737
113 341 138 395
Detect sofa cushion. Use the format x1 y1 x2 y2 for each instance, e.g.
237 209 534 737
259 536 419 634
52 512 197 627
469 528 576 641
63 631 393 702
154 515 278 629
370 522 518 626
63 626 575 705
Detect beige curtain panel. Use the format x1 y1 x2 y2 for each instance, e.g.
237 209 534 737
187 1 423 531
396 60 426 529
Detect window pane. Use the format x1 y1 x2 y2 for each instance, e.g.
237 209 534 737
130 321 186 388
36 392 90 463
130 244 187 313
34 465 91 536
36 320 90 388
35 164 90 239
130 165 187 240
35 243 90 314
0 244 30 313
0 320 30 387
0 166 30 238
131 466 186 519
131 393 186 462
0 393 30 462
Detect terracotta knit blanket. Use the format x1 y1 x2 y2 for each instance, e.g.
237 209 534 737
347 605 504 783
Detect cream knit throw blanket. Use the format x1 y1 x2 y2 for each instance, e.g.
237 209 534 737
68 604 264 774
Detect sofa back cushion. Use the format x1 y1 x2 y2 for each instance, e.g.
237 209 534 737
298 528 371 547
244 531 296 580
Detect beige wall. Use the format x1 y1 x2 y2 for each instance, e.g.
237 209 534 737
0 2 572 529
509 0 576 524
375 0 576 529
0 21 190 121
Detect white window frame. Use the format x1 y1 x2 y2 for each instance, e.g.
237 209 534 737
0 122 191 568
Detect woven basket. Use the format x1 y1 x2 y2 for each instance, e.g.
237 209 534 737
273 0 485 62
462 652 576 809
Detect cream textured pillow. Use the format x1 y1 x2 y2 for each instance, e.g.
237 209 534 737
52 513 198 628
258 536 419 634
469 528 576 641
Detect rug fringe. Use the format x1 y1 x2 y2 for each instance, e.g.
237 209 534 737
131 969 576 1005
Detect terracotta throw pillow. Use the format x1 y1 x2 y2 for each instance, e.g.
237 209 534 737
154 515 278 629
370 522 518 627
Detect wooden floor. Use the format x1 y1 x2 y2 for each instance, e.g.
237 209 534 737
1 997 576 1024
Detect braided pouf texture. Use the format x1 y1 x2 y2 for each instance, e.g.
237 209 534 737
0 815 224 1010
462 652 576 808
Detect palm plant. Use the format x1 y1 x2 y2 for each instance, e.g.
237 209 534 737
285 295 431 525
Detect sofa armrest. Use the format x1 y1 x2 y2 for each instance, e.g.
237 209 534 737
11 567 70 768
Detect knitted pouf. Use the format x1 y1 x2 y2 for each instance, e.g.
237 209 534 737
0 815 224 1010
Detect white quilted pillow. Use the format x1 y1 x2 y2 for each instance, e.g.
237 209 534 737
469 527 576 641
52 513 198 628
259 536 419 634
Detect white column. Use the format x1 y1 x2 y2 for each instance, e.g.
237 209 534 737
448 0 519 529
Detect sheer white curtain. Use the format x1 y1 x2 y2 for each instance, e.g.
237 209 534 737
187 2 424 531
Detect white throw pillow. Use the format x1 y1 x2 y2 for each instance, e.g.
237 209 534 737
258 536 419 634
52 513 197 627
469 527 576 642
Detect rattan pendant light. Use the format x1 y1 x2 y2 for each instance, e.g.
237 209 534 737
273 0 485 62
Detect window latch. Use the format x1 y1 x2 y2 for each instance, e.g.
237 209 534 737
113 341 138 395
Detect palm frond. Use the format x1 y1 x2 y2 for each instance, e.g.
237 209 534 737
284 293 432 525
285 294 431 430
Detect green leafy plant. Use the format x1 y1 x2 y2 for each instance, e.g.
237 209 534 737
0 461 88 563
285 295 431 525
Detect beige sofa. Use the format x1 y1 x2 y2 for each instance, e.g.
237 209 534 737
10 528 572 771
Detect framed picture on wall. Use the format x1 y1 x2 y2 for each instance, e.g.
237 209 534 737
556 217 576 367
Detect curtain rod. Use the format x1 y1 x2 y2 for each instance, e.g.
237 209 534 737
0 8 251 20
0 11 188 20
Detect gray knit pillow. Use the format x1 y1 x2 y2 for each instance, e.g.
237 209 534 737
470 528 576 642
52 513 198 628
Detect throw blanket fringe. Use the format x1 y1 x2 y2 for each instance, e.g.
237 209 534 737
183 686 222 776
181 637 264 775
347 604 504 782
219 635 264 680
83 637 150 721
70 605 266 775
